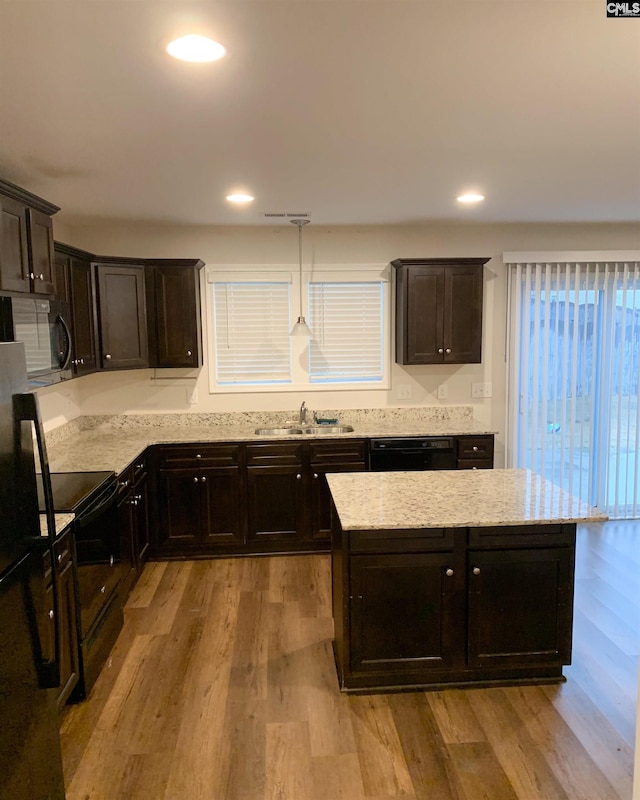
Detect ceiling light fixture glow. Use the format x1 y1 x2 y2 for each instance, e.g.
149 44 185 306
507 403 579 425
226 193 254 204
457 193 485 204
166 35 226 63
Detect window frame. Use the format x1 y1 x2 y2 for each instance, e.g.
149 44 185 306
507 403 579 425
205 264 391 394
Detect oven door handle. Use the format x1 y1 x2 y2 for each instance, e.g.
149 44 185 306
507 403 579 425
76 482 120 529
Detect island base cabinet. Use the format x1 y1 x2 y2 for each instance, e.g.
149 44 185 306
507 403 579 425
332 517 577 692
349 553 460 674
467 547 574 668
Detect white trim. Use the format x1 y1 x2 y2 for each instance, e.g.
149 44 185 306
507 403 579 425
207 270 292 284
503 250 640 264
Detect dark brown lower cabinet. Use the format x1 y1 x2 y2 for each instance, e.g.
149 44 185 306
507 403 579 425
332 519 576 692
153 443 244 556
118 462 150 598
246 464 305 545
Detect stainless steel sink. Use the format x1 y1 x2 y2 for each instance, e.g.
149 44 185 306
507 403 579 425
303 425 354 434
254 426 304 436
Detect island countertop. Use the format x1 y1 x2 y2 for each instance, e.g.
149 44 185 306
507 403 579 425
326 468 608 530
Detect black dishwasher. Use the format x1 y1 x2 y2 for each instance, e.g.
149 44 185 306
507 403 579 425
369 437 455 471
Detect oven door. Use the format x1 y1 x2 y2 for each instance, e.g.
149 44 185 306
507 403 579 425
73 482 121 639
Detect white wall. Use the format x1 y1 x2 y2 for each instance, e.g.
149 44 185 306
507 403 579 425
39 218 640 469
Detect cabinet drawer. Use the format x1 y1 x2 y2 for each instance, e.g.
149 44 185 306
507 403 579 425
43 529 73 582
457 458 493 470
309 439 366 465
349 527 455 553
468 524 576 548
246 442 304 466
456 436 494 460
157 444 241 468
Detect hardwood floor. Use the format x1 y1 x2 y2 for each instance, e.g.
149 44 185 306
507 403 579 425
60 521 638 799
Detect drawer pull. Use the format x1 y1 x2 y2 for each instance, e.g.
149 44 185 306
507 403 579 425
445 568 454 577
196 454 202 459
472 446 479 452
473 567 481 575
201 476 207 483
296 473 302 480
57 553 62 563
313 473 318 479
109 555 114 567
105 354 112 360
193 476 199 483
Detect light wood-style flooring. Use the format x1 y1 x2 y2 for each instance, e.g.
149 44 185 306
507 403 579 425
60 521 638 799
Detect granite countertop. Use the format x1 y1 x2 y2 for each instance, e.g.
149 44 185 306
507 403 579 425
327 468 608 530
40 513 75 538
44 410 497 475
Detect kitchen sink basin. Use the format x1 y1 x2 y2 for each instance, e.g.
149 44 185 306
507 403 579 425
303 425 354 434
254 426 304 435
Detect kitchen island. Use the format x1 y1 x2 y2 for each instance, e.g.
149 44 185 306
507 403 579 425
328 468 607 693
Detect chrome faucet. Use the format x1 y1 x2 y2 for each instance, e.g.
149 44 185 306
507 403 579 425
299 401 308 425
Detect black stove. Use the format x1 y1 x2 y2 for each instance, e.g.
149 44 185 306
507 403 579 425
37 471 115 515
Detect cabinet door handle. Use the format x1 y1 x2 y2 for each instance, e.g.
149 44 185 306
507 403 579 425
201 476 207 483
109 555 114 566
445 348 452 354
296 473 302 480
472 466 478 470
438 348 444 354
196 454 202 459
105 354 112 360
100 585 106 594
445 568 454 577
30 272 35 280
80 358 85 365
473 567 481 575
57 554 62 563
136 463 144 469
187 350 192 357
39 273 44 281
119 479 130 488
193 476 199 483
472 446 479 451
49 609 54 620
313 473 318 479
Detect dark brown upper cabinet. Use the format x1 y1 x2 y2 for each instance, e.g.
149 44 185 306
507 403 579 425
392 258 489 365
95 261 149 370
145 259 204 368
54 242 99 377
0 178 59 295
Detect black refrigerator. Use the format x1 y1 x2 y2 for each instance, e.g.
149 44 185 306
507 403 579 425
0 341 66 799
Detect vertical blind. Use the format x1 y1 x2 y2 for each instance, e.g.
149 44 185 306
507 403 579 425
212 282 292 384
308 282 384 383
507 259 640 518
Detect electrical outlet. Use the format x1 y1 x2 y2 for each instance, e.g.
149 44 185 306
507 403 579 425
396 383 412 399
471 382 492 398
437 384 448 399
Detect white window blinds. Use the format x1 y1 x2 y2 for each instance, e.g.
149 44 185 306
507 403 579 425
308 281 384 383
506 256 640 519
212 282 292 385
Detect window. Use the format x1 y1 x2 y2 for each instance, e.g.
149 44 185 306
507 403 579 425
212 281 292 385
308 281 384 383
207 266 389 391
505 251 640 519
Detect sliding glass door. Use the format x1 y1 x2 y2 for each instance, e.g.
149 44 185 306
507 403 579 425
507 258 640 518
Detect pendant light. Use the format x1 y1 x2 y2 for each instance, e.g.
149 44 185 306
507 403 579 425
290 218 312 337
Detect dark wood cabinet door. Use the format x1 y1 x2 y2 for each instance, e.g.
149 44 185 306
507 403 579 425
53 250 71 304
156 469 201 548
467 547 575 668
151 265 201 368
68 258 98 375
117 489 138 599
96 264 148 369
0 196 30 293
397 264 443 364
443 264 483 363
310 462 365 541
200 467 244 546
246 465 305 543
26 208 55 295
349 552 460 674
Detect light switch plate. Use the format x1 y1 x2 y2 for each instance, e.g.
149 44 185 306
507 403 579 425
471 382 492 398
396 383 412 399
437 384 448 399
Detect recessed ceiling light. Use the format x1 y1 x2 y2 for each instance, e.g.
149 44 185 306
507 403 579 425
226 193 255 204
457 193 485 204
166 35 226 63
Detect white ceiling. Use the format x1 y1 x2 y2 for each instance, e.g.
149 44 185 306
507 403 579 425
1 1 639 227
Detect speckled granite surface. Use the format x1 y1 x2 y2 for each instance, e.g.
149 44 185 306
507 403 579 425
327 469 607 530
44 407 497 475
40 513 74 537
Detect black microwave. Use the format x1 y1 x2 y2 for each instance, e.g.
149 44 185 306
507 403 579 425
0 295 73 387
